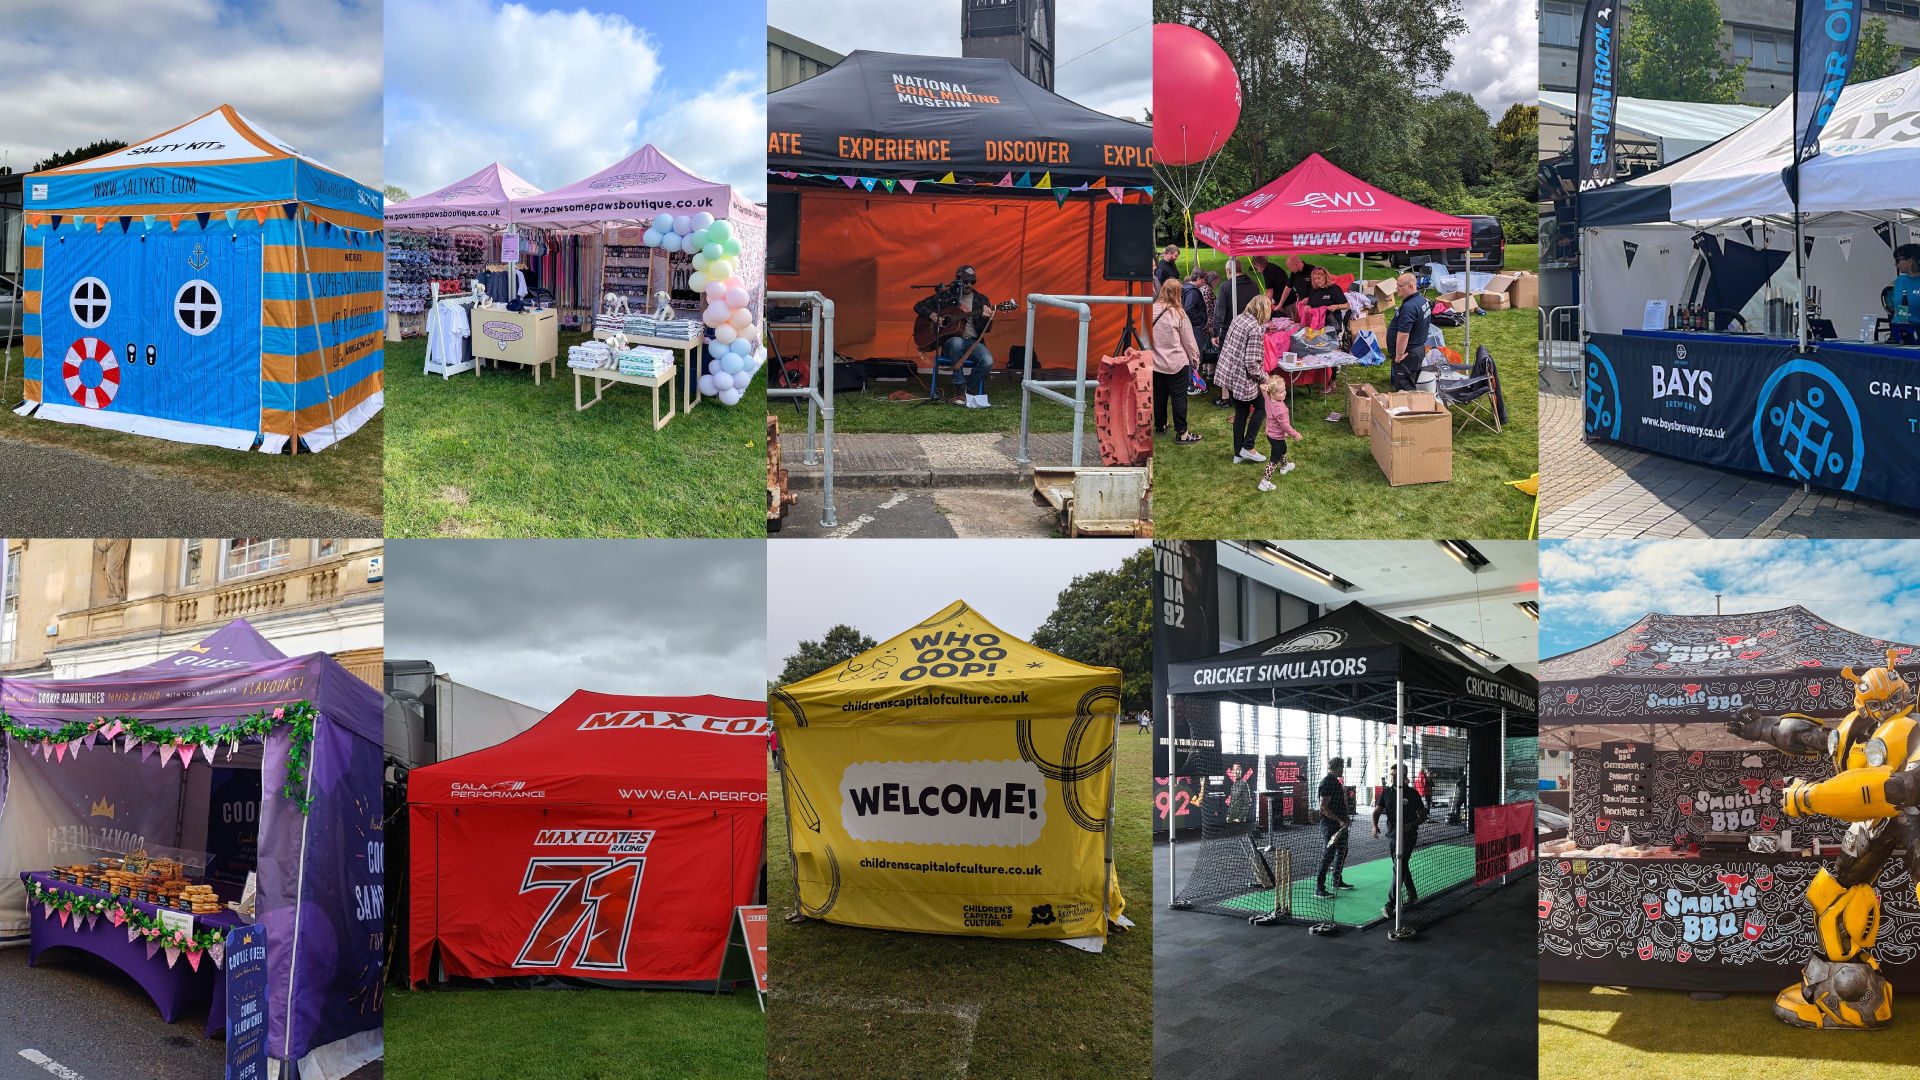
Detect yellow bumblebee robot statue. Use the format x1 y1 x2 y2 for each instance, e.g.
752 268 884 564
1726 649 1920 1030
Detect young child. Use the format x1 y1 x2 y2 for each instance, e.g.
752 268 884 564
1258 373 1303 490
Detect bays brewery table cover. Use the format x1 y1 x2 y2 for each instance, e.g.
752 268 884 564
771 601 1127 947
408 691 768 985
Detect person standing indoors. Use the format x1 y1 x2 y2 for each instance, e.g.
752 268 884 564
1372 764 1429 920
1215 293 1273 463
1151 277 1203 444
1387 274 1432 391
1314 757 1357 898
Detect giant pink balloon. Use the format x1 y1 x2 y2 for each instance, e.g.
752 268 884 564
1153 24 1242 167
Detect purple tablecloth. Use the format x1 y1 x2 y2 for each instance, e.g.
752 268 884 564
21 871 242 1035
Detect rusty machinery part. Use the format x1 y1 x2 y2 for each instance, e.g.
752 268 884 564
767 414 798 530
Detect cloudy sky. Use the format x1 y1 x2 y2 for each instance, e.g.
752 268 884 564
769 0 1151 122
766 540 1146 677
1541 541 1920 659
386 540 766 709
1444 0 1537 117
384 0 766 203
0 0 381 183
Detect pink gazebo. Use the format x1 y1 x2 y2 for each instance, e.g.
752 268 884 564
383 161 543 231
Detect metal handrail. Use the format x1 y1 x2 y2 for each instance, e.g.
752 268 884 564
766 291 837 528
1016 293 1153 467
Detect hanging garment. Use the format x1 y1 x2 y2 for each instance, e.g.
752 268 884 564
427 301 472 370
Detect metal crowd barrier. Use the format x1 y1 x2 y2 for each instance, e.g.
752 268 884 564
766 291 837 528
1016 293 1154 467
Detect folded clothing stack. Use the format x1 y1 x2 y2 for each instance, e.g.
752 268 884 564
617 345 676 378
593 313 628 334
623 316 702 341
567 341 616 371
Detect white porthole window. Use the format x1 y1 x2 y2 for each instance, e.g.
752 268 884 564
175 279 221 336
70 277 110 328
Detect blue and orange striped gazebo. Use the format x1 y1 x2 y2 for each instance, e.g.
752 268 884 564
19 106 384 453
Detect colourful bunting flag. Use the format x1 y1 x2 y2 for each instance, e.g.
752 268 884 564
254 206 270 225
842 176 858 188
1038 172 1051 188
141 215 155 231
1015 172 1032 188
880 179 895 193
996 173 1013 188
1053 188 1070 207
938 172 956 184
1109 188 1124 202
194 212 211 230
118 216 131 233
860 177 876 191
224 209 239 228
901 179 917 194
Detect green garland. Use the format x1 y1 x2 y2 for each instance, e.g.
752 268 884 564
24 877 231 955
0 700 320 813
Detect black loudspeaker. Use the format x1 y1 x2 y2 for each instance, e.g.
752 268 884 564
768 190 800 276
1105 202 1154 282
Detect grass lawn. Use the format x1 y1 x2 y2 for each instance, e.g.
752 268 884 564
1152 262 1539 538
0 344 383 519
767 727 1154 1080
787 375 1079 436
1540 982 1920 1080
1172 242 1540 280
382 331 763 537
386 985 766 1080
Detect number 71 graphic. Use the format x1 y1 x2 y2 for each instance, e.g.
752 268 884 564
512 857 646 971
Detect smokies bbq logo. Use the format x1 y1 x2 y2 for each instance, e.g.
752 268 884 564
1662 875 1762 944
512 829 654 972
1648 636 1757 664
840 759 1048 847
579 710 772 736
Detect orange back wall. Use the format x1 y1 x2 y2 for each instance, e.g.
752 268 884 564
770 186 1147 371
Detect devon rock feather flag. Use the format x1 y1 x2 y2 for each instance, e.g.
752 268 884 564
1794 0 1863 165
1576 0 1619 194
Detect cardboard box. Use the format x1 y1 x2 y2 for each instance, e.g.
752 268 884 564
1476 290 1512 311
1368 278 1399 303
1349 313 1387 336
1437 290 1478 313
1369 391 1453 485
1481 273 1516 297
1508 271 1539 309
1346 382 1377 436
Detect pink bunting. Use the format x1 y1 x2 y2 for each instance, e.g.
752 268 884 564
178 750 191 772
1108 188 1124 202
42 903 53 919
103 720 123 740
186 950 202 971
53 742 65 763
900 179 917 194
108 908 125 927
201 743 215 765
83 914 97 931
841 176 858 189
140 741 157 762
996 173 1014 188
164 946 179 968
58 909 68 926
158 743 176 767
40 742 53 761
128 927 140 943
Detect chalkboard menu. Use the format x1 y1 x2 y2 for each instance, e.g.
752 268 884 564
1599 741 1653 824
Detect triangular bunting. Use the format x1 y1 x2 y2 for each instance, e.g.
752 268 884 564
842 176 858 189
210 942 226 969
1876 221 1896 249
54 741 65 763
900 179 917 194
938 172 956 184
108 908 125 927
58 909 68 926
1014 172 1033 188
165 946 180 968
202 742 215 764
169 215 182 231
187 950 202 971
1038 172 1051 188
118 216 132 233
1053 188 1070 207
129 927 141 944
1108 188 1124 202
95 218 107 232
1623 241 1638 268
880 179 895 193
195 212 211 230
224 209 240 228
254 206 271 225
141 741 158 763
860 177 876 191
158 742 176 767
1091 177 1107 189
49 215 61 230
1840 235 1854 261
141 216 155 232
42 902 53 919
283 203 299 220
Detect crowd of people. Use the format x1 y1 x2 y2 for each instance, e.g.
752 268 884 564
1150 245 1439 490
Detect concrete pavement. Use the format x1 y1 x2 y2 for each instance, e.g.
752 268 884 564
1539 377 1920 538
0 437 380 537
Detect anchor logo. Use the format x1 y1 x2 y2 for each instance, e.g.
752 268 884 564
187 243 209 271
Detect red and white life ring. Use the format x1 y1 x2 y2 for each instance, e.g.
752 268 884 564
62 337 120 410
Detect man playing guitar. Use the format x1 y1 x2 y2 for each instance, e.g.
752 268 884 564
914 265 1008 408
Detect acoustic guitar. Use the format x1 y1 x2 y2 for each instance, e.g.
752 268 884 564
913 294 1019 353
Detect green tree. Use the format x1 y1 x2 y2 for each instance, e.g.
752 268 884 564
1618 0 1748 103
384 184 413 203
1850 18 1904 83
1493 103 1538 179
1031 549 1153 713
775 624 878 686
33 140 128 172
